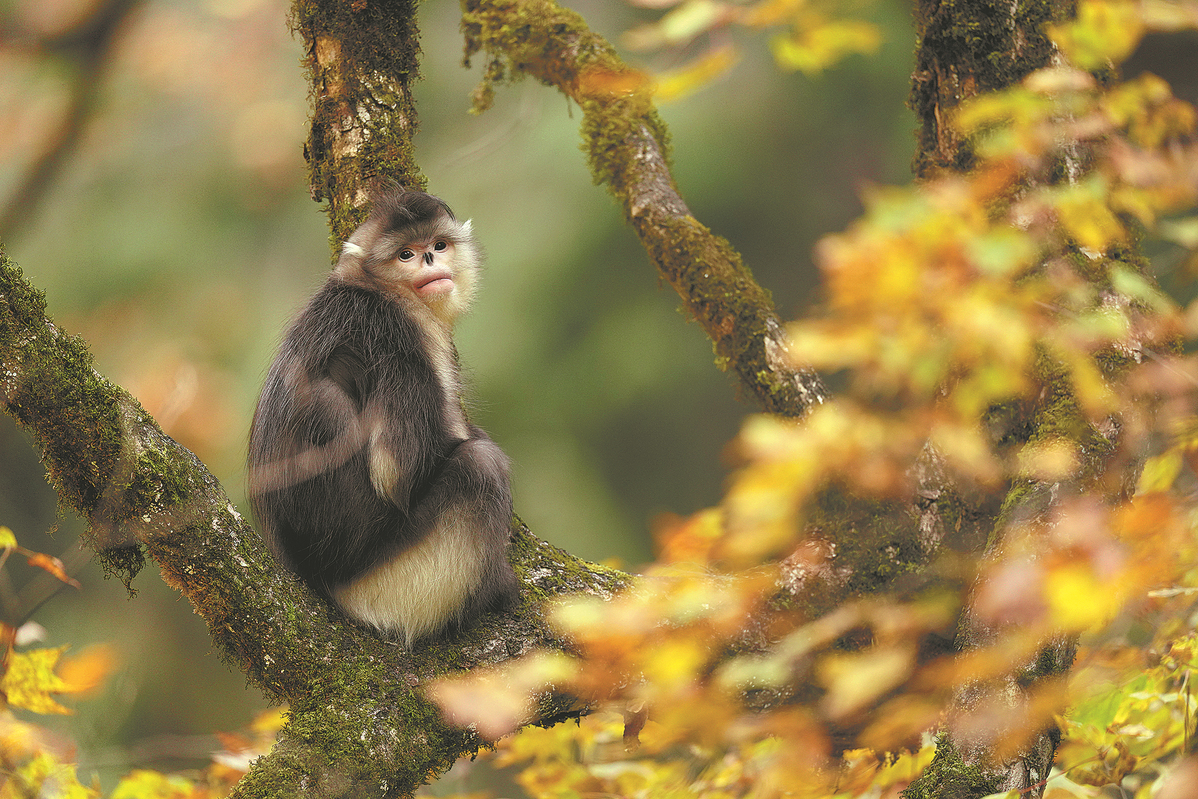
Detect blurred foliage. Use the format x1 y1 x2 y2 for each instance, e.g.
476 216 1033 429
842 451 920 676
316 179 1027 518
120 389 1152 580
422 0 1198 797
622 0 883 97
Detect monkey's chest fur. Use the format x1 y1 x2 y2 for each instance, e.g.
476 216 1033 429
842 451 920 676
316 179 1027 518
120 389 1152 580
248 281 515 645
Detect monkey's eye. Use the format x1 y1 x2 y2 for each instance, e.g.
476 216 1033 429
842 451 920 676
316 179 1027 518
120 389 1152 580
398 249 416 261
433 241 448 252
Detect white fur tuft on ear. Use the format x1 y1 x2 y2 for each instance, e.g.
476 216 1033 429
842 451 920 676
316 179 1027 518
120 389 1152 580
341 241 366 258
460 219 473 235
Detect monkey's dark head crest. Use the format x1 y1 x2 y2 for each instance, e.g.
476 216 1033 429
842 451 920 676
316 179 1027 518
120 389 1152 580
370 189 456 229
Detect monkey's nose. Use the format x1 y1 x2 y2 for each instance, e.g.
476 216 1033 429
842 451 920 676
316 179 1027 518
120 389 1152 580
423 252 434 265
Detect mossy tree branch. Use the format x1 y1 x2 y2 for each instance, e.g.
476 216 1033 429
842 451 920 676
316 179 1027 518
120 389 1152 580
291 0 428 253
459 0 827 416
0 251 627 796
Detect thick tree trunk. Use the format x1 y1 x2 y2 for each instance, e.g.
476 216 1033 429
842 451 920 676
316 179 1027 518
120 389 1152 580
903 1 1110 796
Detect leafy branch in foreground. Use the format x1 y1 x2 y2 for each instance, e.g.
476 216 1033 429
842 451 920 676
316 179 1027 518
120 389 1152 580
429 2 1198 797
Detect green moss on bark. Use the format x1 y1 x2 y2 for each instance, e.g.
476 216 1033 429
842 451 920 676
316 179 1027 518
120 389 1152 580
291 0 427 255
0 255 123 517
902 736 1003 799
910 0 1074 176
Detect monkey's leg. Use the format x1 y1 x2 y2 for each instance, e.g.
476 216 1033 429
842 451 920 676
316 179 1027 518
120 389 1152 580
332 436 516 645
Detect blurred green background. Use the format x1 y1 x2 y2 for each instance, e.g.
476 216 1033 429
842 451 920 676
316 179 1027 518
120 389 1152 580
0 0 916 787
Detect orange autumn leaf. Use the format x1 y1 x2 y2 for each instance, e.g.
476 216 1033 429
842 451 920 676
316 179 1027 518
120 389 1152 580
56 644 118 697
25 554 80 589
577 67 650 99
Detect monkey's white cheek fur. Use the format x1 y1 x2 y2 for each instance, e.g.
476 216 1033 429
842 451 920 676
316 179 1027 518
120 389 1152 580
331 508 487 647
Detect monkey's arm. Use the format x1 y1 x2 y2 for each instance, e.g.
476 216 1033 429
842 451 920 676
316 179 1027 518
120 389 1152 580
321 344 429 512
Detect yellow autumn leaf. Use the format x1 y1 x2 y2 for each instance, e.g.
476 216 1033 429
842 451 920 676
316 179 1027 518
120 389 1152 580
642 638 707 688
429 652 576 741
742 0 805 27
1045 563 1124 631
0 752 97 799
1016 438 1080 481
1 647 72 715
111 769 195 799
770 18 881 75
624 0 730 50
0 709 46 762
818 645 915 720
1137 450 1183 493
654 45 740 102
1053 178 1124 253
250 706 288 735
1141 0 1198 30
1049 0 1145 70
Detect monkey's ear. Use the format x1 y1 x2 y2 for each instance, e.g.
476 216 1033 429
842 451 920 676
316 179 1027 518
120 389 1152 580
460 219 473 236
341 241 367 258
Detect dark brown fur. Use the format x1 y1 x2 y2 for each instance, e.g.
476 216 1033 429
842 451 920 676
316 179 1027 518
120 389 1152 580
248 190 517 643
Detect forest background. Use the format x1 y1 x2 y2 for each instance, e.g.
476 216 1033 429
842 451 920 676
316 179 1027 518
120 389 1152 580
3 0 1197 795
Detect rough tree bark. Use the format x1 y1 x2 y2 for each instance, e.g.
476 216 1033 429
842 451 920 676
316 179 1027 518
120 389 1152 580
902 0 1134 796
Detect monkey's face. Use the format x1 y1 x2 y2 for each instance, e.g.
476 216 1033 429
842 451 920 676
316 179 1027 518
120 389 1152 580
335 195 482 326
396 237 458 298
386 223 480 325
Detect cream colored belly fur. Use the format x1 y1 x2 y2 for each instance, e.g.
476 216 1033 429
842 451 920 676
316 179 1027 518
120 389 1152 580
332 508 483 646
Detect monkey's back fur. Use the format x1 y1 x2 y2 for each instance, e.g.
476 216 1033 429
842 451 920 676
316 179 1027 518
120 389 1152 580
249 265 516 645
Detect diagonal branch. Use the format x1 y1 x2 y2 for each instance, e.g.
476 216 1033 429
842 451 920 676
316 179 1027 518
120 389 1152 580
459 0 827 416
0 252 627 797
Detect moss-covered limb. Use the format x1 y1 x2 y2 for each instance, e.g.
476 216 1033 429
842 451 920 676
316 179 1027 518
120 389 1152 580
460 0 826 416
901 636 1075 799
909 0 1073 177
901 735 1004 799
228 547 598 799
290 0 427 257
222 524 625 799
0 251 358 699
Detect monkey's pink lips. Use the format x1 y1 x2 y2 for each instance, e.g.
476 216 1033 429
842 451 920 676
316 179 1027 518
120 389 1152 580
415 273 454 295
